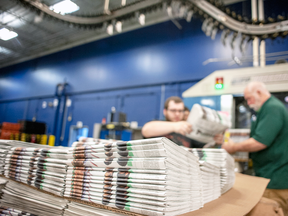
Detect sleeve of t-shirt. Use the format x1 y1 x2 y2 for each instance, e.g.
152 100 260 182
252 106 283 147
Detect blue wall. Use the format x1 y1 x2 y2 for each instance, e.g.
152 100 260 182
1 11 288 146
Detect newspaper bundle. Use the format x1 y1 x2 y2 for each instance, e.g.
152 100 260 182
199 161 221 204
3 144 70 196
0 207 37 216
64 137 203 216
190 148 235 194
0 138 235 216
0 177 68 216
0 140 14 175
0 140 50 175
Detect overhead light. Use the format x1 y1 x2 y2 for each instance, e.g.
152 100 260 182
49 0 79 15
0 28 18 41
115 21 122 33
139 14 145 25
107 24 113 35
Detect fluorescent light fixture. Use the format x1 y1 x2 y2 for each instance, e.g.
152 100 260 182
115 21 122 33
49 0 79 15
0 28 18 41
139 14 145 25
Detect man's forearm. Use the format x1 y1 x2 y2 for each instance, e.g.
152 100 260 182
142 121 175 138
233 138 267 152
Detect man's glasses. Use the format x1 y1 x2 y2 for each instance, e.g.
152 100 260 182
167 109 184 113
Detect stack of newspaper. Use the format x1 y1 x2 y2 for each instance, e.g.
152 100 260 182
64 201 127 216
4 144 70 196
199 161 221 204
190 148 235 194
0 206 37 216
65 137 203 216
0 178 7 198
0 140 38 175
0 140 13 175
0 140 48 175
0 177 68 216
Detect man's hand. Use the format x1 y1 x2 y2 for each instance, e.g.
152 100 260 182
221 139 236 154
222 138 267 153
173 121 193 135
213 134 224 144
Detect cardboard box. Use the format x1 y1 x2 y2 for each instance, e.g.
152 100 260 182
247 197 284 216
181 173 270 216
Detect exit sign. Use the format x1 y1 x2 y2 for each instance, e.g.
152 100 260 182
215 77 224 90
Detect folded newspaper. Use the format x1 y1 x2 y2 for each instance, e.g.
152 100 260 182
0 140 17 175
65 137 204 216
186 104 231 143
3 141 70 196
0 177 68 216
199 161 221 204
0 206 37 216
190 148 235 194
64 201 128 216
0 138 235 216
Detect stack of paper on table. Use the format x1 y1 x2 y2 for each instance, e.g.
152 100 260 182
0 177 68 216
0 140 42 175
0 140 49 175
199 161 221 204
4 144 70 196
0 140 20 175
65 137 203 216
190 148 235 194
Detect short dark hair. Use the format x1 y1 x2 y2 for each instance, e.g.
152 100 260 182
184 106 189 111
164 96 183 109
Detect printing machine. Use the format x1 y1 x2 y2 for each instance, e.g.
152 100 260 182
182 63 288 129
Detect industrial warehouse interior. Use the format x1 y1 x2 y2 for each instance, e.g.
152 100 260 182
0 0 288 215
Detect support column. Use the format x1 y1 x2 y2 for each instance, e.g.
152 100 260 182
252 0 259 67
258 0 266 67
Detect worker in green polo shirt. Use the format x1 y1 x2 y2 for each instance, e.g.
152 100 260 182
222 81 288 216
